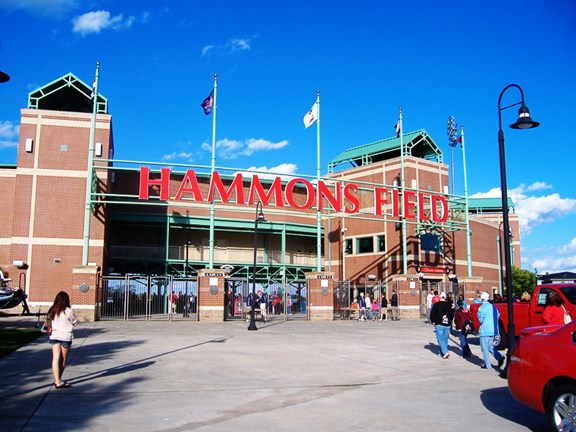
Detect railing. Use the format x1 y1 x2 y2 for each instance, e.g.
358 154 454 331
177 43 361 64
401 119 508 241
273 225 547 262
109 245 316 265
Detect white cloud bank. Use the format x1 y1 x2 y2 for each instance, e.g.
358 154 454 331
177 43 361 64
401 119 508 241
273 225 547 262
72 10 137 36
470 183 576 235
471 182 576 273
0 121 19 149
201 37 252 57
201 138 288 160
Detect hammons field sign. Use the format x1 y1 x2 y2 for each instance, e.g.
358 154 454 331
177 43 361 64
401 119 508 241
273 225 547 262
138 167 450 223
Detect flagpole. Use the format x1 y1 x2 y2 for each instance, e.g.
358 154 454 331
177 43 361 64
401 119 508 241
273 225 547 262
209 74 218 269
82 62 99 266
461 124 472 277
315 90 322 271
399 107 408 274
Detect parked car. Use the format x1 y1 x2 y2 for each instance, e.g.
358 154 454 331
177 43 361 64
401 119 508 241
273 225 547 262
470 283 576 349
507 320 576 431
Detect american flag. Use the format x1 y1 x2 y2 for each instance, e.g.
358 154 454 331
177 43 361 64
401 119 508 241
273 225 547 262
201 90 214 115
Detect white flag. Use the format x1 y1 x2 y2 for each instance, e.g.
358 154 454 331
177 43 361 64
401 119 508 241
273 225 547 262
303 102 318 129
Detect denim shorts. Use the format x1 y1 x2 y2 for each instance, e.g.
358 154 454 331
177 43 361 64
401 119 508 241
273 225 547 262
49 339 72 348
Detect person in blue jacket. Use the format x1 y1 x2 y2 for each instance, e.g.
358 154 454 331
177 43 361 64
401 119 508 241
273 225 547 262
477 292 504 370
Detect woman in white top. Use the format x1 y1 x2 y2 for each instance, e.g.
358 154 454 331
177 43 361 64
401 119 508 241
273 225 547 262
47 291 78 389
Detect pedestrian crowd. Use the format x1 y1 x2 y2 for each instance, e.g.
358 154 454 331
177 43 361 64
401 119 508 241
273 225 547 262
353 290 399 322
429 290 505 371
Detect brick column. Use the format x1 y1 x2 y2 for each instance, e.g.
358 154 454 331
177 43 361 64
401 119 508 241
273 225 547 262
306 272 334 321
461 276 484 305
71 264 100 321
197 269 226 322
389 275 421 320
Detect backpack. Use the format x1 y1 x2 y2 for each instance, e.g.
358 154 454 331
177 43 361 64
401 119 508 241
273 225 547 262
463 319 474 335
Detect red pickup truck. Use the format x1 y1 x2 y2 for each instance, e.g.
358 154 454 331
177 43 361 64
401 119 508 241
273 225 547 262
470 283 576 350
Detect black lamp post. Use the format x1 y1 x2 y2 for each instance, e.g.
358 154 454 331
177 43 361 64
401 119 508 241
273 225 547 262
248 201 266 331
497 84 539 369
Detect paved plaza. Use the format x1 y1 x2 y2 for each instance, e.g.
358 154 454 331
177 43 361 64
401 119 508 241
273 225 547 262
0 317 548 432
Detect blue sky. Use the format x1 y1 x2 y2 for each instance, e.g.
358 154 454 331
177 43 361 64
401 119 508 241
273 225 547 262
1 0 575 275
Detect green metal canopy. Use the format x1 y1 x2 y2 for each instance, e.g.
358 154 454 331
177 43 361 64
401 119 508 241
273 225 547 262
28 72 107 114
328 129 443 172
468 197 515 213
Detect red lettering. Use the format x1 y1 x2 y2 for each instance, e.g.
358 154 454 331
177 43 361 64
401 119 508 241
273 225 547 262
208 172 245 204
374 187 388 216
174 170 204 201
418 192 431 221
317 181 341 211
139 166 171 200
404 190 416 219
248 175 284 207
391 189 400 218
285 178 315 209
343 184 360 213
431 194 449 222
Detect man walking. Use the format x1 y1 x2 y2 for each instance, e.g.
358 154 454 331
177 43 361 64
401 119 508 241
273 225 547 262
390 290 399 320
430 292 453 359
477 292 504 370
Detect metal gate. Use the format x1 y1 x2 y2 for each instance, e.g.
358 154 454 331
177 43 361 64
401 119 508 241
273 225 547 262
226 278 309 322
100 275 198 321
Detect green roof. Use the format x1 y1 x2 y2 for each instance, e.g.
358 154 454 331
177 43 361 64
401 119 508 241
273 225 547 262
468 197 515 213
328 129 443 172
28 72 108 114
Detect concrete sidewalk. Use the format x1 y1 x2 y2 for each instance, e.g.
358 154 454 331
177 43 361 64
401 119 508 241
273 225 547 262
0 317 547 432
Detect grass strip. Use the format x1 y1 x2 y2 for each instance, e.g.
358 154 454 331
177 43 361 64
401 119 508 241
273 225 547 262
0 328 42 358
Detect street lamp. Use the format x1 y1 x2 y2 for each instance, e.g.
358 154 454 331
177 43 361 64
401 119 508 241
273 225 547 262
497 84 539 369
248 201 266 331
497 221 514 297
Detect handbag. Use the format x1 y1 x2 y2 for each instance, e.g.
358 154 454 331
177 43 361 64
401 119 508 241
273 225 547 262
563 306 572 324
41 316 52 334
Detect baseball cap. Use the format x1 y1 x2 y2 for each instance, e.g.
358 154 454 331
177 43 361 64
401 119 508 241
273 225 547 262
480 292 490 301
439 292 446 299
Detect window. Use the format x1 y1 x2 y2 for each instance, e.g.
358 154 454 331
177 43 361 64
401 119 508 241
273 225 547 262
357 237 374 254
344 239 352 254
377 235 386 252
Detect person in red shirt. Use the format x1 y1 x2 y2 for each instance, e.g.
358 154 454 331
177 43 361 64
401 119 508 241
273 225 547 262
542 291 566 325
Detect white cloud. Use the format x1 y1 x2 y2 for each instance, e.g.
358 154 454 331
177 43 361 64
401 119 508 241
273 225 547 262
245 138 288 155
470 183 576 235
201 37 252 57
235 163 299 181
246 163 298 176
531 253 576 274
72 10 136 36
161 151 194 162
560 237 576 254
0 121 19 149
526 182 552 192
202 138 289 160
473 183 576 274
201 45 215 57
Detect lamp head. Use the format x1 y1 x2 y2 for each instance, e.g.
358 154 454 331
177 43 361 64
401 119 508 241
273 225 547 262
256 210 266 223
510 105 540 129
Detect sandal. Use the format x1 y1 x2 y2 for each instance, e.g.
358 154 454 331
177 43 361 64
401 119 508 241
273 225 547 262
54 382 71 389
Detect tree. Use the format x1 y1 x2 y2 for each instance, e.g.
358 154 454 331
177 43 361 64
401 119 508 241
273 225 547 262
511 266 537 298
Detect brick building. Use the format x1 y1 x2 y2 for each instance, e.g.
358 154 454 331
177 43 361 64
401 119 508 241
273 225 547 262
0 72 519 321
